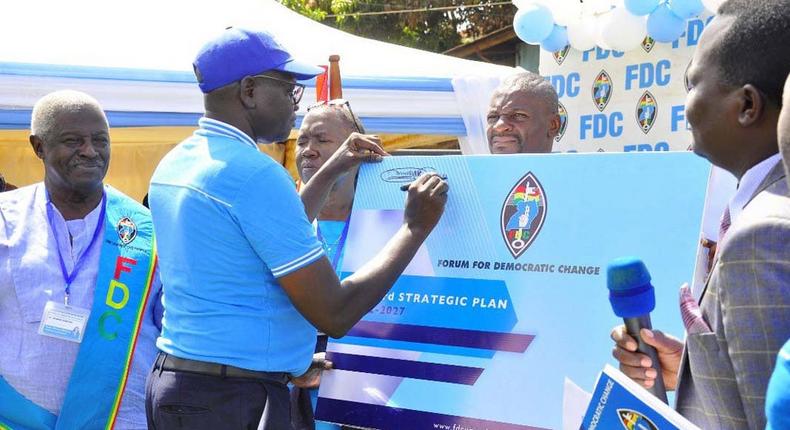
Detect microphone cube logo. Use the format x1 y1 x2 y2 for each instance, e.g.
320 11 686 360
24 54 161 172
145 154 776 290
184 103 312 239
500 172 547 259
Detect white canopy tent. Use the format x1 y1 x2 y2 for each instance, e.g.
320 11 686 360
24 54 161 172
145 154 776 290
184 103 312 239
0 0 516 153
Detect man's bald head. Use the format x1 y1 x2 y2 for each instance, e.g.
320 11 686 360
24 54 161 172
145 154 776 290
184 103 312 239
498 73 559 112
486 72 560 154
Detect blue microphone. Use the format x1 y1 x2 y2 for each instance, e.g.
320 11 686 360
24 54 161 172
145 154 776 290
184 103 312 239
607 257 668 403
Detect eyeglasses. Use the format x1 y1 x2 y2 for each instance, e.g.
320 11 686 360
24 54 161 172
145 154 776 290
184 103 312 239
307 99 362 133
250 74 305 105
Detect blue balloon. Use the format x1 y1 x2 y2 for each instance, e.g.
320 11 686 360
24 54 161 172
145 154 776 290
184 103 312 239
513 3 554 44
624 0 660 16
669 0 704 19
647 3 686 43
541 25 569 52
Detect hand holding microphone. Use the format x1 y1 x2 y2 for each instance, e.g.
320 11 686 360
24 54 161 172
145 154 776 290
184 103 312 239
611 325 683 393
607 257 683 403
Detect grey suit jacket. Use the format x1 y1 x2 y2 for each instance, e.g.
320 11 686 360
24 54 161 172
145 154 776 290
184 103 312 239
675 163 790 429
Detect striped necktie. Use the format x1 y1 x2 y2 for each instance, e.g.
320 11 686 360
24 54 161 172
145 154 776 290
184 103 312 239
702 205 734 274
719 205 732 243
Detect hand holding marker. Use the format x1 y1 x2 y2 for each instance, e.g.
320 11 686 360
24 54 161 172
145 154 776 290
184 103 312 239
401 174 448 191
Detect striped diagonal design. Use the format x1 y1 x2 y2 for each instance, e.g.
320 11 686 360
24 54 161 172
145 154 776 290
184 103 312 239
719 205 732 242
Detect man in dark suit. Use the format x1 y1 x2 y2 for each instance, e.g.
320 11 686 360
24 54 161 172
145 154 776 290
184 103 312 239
611 1 790 428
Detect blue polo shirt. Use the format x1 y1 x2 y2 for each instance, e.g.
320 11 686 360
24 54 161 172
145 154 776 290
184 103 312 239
149 118 325 375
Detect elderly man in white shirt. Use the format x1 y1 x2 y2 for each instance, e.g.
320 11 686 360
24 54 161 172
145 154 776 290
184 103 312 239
0 90 162 430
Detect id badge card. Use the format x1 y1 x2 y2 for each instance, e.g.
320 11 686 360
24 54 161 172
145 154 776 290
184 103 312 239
38 301 90 343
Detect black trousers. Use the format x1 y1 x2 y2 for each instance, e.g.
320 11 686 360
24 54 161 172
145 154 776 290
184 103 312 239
145 355 292 430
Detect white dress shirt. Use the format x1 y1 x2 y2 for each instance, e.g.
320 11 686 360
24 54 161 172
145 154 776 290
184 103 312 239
0 183 161 429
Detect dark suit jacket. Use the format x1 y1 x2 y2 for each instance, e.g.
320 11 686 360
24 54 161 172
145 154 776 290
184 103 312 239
676 162 790 429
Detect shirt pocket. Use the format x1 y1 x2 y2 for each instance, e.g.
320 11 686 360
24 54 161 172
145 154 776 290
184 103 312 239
10 251 60 324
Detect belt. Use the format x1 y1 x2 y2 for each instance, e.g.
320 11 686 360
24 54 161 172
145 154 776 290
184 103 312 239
155 352 289 384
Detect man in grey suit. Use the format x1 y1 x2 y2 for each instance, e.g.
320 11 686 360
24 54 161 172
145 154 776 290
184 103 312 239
765 72 790 430
611 1 790 428
781 74 790 188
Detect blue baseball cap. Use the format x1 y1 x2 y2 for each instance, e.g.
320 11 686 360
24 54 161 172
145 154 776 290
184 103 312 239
193 27 323 93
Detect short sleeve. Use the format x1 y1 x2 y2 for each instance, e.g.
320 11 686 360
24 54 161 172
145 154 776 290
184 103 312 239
232 165 324 278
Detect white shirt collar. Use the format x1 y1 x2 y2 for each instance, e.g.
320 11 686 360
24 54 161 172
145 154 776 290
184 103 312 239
728 153 782 223
40 183 105 261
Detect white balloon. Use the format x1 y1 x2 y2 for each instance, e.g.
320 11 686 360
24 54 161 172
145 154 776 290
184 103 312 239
599 6 647 51
593 12 614 50
512 0 524 8
548 0 583 27
701 0 724 13
524 0 550 8
567 16 598 52
583 0 614 15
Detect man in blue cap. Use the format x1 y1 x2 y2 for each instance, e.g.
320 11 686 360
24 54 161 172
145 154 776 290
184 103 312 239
145 28 449 429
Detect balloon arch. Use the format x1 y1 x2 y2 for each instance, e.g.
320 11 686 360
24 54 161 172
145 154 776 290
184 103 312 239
512 0 724 53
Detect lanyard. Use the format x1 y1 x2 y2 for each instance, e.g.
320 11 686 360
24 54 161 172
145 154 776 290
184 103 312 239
316 216 351 271
45 190 107 305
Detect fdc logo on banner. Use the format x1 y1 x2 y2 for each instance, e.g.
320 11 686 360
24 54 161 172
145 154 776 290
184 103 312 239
541 14 714 153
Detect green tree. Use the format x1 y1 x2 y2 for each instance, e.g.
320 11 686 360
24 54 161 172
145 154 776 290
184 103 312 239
278 1 516 53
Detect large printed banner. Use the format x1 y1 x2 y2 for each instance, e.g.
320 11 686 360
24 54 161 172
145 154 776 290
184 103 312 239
316 153 709 429
541 14 714 154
